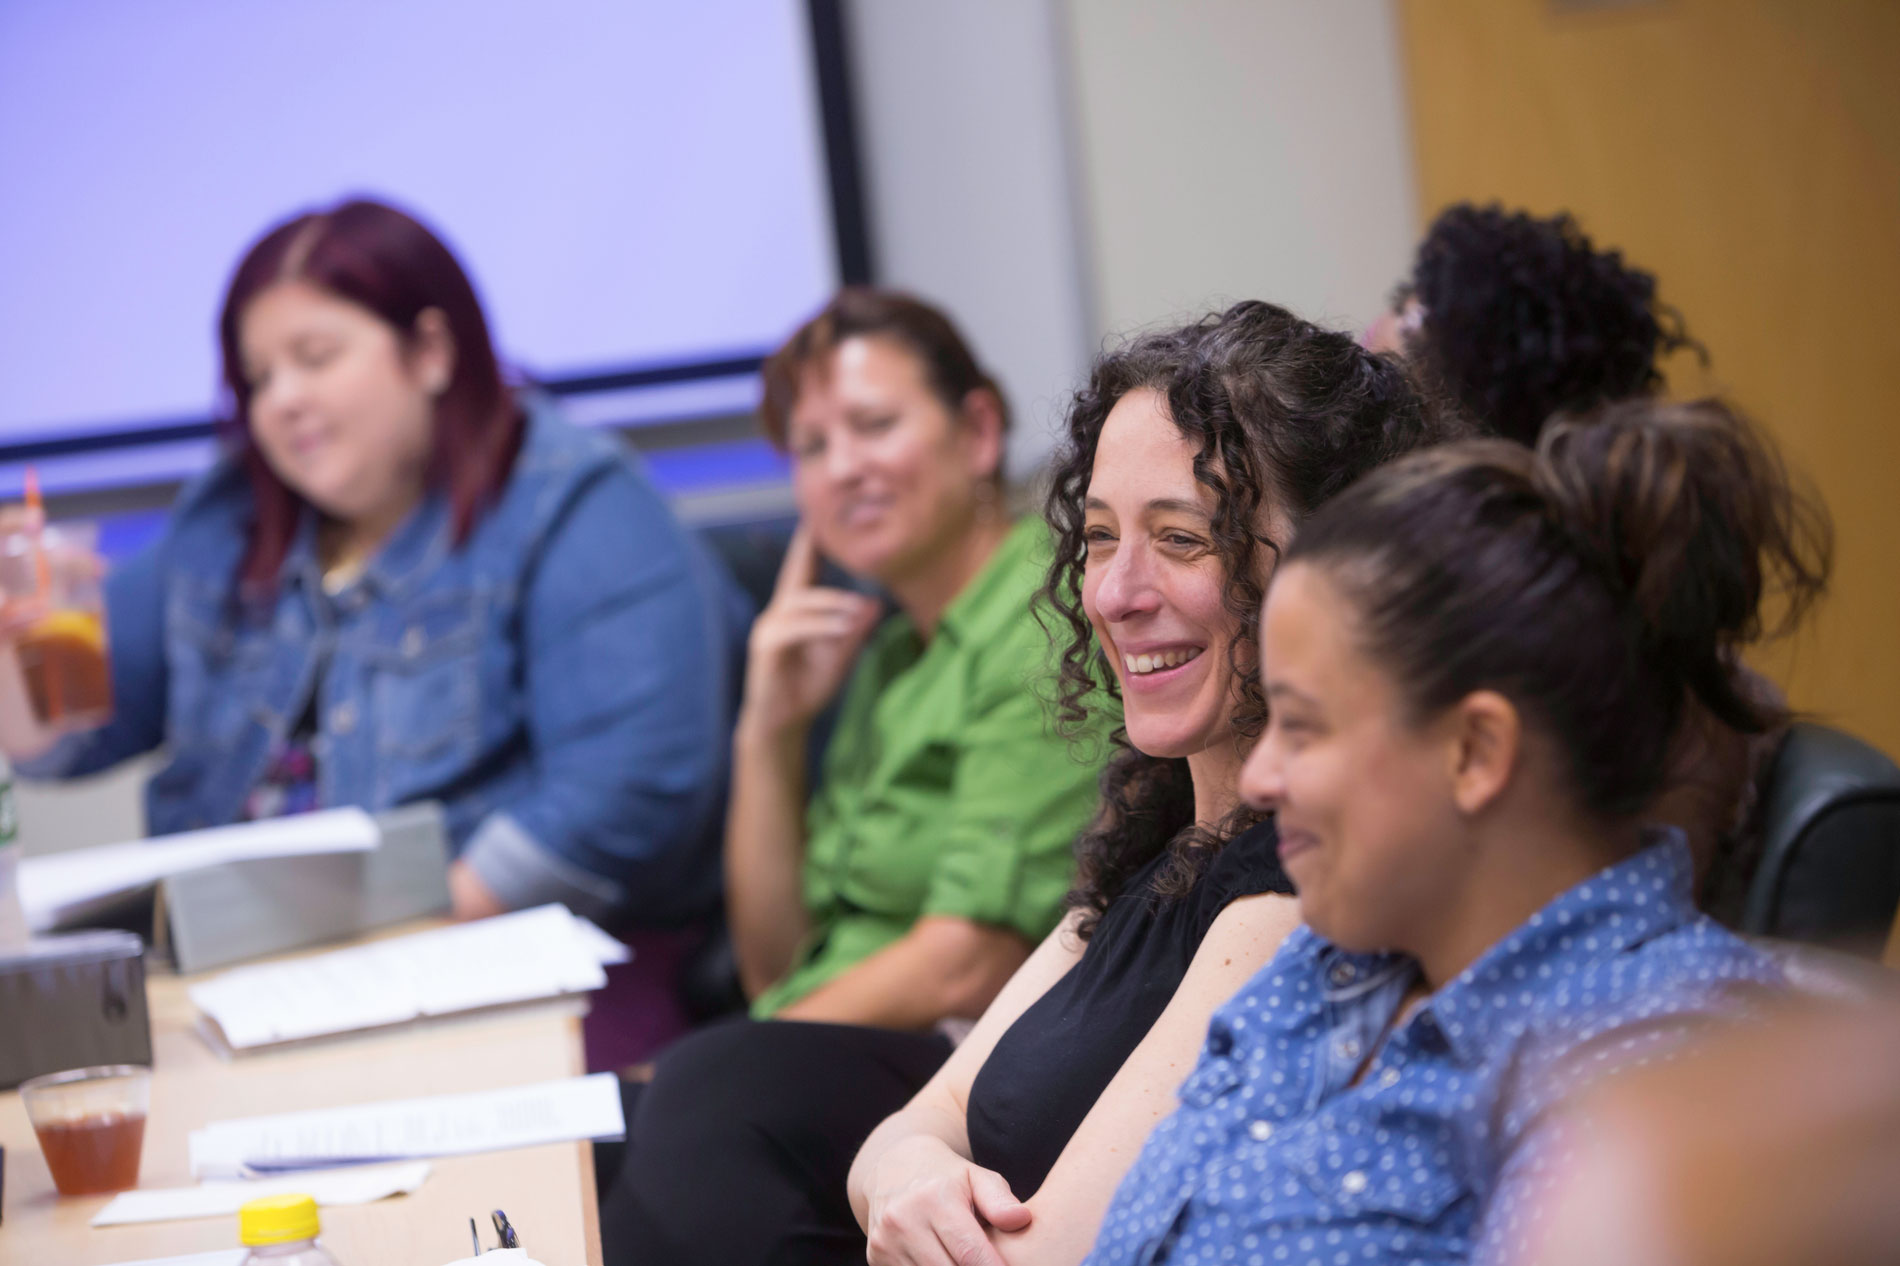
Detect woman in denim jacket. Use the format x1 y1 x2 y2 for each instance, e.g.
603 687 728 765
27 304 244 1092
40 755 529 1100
4 199 744 943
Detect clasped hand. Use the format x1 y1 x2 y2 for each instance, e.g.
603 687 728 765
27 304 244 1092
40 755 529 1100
866 1135 1031 1266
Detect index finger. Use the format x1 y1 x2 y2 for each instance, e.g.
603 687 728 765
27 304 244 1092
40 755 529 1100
772 522 821 600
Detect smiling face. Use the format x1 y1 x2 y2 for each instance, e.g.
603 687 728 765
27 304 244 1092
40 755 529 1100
1241 561 1467 954
1082 388 1269 769
239 279 446 528
785 334 998 586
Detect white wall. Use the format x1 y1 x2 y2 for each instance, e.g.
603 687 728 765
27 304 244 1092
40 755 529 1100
843 0 1098 479
1062 0 1418 341
845 0 1417 476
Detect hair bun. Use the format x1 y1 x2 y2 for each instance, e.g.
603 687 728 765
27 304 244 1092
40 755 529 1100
1531 399 1830 733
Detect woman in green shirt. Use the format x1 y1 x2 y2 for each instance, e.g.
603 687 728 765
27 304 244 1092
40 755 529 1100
599 289 1110 1265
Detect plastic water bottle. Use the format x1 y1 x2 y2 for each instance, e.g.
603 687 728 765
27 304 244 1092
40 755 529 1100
0 753 29 948
238 1194 345 1266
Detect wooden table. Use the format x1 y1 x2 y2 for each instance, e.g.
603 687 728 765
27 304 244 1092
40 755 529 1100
0 935 603 1265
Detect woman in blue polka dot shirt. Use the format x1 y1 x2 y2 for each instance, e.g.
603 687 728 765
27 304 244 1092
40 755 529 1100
1084 398 1831 1266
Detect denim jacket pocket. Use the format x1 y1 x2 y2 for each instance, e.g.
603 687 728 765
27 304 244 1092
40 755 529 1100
165 581 273 752
361 587 484 768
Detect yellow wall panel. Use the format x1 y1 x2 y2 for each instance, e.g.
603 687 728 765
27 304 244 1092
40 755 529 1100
1399 0 1900 755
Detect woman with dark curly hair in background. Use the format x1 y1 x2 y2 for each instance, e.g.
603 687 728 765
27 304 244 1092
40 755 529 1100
1365 202 1702 446
849 300 1460 1266
1368 203 1787 924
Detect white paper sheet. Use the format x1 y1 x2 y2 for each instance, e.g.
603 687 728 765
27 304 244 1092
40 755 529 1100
103 1252 247 1266
188 904 623 1050
18 807 381 932
92 1160 431 1226
188 1073 626 1178
567 913 633 967
440 1251 547 1266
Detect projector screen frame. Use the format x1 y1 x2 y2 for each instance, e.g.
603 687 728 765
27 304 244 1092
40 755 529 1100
0 0 874 475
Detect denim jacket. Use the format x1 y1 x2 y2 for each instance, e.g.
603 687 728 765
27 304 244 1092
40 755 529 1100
25 398 747 926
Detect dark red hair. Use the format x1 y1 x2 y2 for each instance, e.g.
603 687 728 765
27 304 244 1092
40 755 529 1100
216 198 524 594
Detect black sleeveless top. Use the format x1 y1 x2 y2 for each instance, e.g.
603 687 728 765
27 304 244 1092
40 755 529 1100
964 820 1290 1197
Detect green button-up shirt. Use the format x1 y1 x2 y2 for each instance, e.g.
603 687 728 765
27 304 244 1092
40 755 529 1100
752 517 1113 1017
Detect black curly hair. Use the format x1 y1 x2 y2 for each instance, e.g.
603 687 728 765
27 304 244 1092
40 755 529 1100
1403 203 1704 447
1039 300 1460 937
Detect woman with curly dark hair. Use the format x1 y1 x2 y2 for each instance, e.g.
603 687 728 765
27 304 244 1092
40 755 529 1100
1366 202 1702 447
1086 397 1829 1266
1370 205 1780 917
849 300 1459 1266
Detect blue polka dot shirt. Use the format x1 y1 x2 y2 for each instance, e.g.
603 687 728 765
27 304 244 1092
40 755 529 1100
1082 831 1782 1266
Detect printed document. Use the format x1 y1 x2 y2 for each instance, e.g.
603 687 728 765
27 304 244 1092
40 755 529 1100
189 904 626 1050
93 1160 430 1226
189 1072 626 1178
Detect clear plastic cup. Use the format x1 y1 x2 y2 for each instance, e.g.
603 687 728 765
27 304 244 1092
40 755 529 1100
0 521 112 739
20 1063 150 1195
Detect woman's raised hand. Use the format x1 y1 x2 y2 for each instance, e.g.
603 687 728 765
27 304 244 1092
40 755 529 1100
0 504 47 634
0 505 45 537
0 501 77 759
865 1135 1031 1266
739 525 882 739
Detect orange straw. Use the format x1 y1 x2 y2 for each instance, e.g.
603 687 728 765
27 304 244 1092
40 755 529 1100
23 465 49 602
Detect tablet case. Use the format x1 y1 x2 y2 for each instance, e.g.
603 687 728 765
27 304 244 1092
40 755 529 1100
159 800 451 974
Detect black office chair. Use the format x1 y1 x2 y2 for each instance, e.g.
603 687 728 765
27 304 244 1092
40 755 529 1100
1741 722 1900 959
698 515 800 615
678 516 870 1024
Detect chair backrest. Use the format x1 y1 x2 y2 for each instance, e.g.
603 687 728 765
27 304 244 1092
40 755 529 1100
1742 722 1900 958
678 516 863 1022
697 515 799 616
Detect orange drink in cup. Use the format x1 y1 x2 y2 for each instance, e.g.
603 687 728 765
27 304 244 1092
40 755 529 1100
14 605 111 729
0 513 112 738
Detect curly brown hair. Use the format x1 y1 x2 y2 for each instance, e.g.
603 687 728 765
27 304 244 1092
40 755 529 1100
1040 300 1459 937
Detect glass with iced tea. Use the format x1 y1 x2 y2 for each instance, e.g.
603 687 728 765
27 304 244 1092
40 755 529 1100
20 1063 151 1196
0 519 112 742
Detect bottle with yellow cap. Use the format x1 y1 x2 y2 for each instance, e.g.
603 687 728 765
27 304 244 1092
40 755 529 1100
238 1193 345 1265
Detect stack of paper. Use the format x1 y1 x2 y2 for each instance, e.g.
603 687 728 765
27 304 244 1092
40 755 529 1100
17 808 381 932
93 1161 431 1226
189 905 629 1052
188 1072 626 1178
